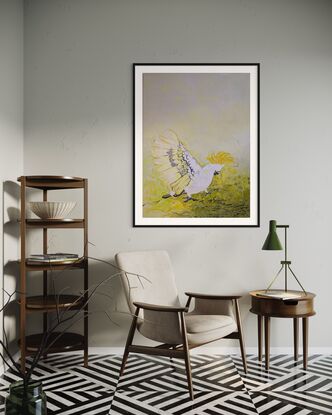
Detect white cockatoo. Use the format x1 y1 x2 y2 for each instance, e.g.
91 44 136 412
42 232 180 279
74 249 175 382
152 130 234 201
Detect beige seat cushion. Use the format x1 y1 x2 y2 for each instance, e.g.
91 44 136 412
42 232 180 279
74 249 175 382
136 312 237 346
185 314 237 346
185 314 234 333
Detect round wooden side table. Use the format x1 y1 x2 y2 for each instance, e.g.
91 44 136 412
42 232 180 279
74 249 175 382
249 290 315 370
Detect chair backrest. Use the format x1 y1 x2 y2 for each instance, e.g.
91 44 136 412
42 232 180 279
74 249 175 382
115 250 180 313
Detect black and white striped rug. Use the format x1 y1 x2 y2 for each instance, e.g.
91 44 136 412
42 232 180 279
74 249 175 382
1 353 332 414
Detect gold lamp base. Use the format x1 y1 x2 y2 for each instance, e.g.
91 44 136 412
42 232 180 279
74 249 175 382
265 260 306 295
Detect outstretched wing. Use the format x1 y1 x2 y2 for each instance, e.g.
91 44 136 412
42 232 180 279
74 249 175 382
152 130 201 195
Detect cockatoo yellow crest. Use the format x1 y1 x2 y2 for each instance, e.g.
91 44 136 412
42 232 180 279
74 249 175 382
207 152 234 165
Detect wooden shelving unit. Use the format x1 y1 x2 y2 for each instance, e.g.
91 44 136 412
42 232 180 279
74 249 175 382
18 175 89 371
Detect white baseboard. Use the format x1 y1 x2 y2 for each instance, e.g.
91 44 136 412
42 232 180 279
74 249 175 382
87 346 332 355
2 346 330 376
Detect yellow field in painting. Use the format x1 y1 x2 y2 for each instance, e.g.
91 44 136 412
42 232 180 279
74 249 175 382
143 162 250 218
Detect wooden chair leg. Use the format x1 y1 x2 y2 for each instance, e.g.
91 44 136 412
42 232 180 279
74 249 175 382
180 312 194 400
234 299 247 373
120 307 139 377
183 347 194 400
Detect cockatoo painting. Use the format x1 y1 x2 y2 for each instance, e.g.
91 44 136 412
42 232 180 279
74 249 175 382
152 130 234 202
136 65 258 225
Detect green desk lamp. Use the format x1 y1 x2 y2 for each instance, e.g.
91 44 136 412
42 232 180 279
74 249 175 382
262 220 306 294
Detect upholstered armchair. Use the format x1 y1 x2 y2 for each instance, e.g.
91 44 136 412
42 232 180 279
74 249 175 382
115 250 247 399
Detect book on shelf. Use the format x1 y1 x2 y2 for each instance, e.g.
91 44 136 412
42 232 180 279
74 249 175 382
29 253 79 259
26 253 81 264
27 258 81 264
256 291 303 300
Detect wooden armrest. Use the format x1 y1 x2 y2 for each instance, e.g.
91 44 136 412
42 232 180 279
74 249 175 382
133 302 188 313
185 292 242 300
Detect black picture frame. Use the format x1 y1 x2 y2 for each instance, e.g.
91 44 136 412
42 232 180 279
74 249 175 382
133 63 260 227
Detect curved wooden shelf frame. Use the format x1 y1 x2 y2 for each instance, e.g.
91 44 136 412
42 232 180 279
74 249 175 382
25 295 84 312
20 332 85 354
25 219 84 229
25 258 85 271
18 175 84 190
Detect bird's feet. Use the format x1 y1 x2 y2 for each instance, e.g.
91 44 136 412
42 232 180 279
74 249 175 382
162 190 184 199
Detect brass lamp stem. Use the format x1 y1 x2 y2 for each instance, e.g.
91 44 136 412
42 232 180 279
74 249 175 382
276 225 289 292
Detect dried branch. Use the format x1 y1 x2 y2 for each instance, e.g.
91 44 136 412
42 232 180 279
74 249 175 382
1 289 19 313
3 248 151 384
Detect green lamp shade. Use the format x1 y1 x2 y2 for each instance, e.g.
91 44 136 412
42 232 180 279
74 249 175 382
262 220 283 250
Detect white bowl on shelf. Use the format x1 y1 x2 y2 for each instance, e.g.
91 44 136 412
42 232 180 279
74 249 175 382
28 201 76 219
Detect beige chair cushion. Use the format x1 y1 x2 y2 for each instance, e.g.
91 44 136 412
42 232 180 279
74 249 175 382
185 313 237 345
192 298 235 320
136 312 237 346
137 310 183 345
115 250 180 314
187 322 237 345
185 314 234 333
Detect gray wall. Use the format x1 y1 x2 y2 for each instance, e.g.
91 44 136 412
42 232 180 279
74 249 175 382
23 0 332 348
0 0 24 366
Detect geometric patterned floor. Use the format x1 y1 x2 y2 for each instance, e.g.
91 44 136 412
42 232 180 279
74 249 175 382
0 354 332 414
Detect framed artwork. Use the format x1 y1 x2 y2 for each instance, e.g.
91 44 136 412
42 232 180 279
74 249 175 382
134 63 259 227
